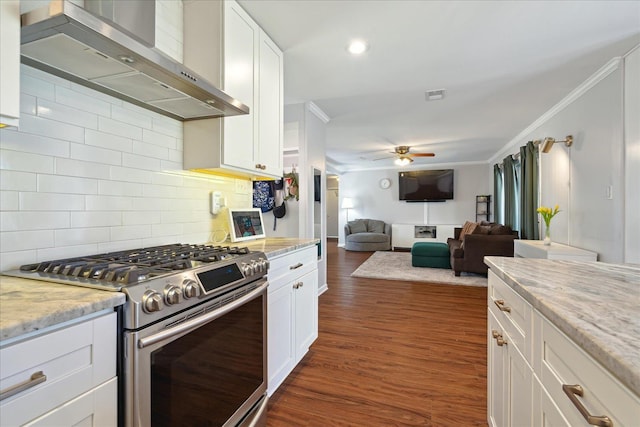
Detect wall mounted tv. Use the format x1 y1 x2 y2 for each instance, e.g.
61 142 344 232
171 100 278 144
398 169 454 202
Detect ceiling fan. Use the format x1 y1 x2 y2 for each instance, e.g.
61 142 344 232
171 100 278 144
374 146 435 166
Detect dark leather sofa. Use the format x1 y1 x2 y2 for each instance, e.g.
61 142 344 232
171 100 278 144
447 222 518 276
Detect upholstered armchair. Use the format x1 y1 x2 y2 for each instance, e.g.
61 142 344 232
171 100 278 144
344 219 391 251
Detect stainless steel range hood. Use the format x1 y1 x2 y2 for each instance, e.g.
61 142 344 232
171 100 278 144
20 0 249 121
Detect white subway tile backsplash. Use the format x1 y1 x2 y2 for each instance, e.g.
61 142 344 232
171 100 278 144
22 64 72 88
142 128 178 149
99 117 143 140
70 143 122 166
20 73 55 100
152 116 183 139
123 211 161 225
0 230 54 252
85 129 133 153
0 149 55 174
71 211 122 228
98 180 143 197
21 94 37 115
143 183 177 198
1 192 19 211
152 223 183 237
111 105 153 130
37 98 99 130
86 195 133 211
1 68 251 268
0 171 37 191
110 224 152 241
18 114 85 144
0 249 36 272
0 130 70 159
38 174 98 195
123 153 161 171
133 140 169 160
20 192 85 211
37 244 100 263
55 85 112 116
110 166 153 184
54 227 110 246
1 211 69 231
55 158 111 180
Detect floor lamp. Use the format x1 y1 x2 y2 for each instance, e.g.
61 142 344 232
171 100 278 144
342 197 354 222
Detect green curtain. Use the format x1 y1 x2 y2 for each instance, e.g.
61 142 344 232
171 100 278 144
493 164 503 224
503 155 517 230
519 141 539 240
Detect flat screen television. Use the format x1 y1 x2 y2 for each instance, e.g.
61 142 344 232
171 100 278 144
398 169 454 202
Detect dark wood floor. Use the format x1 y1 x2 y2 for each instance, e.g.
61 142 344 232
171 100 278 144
266 240 488 427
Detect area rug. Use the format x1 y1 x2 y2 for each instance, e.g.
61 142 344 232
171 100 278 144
351 251 487 287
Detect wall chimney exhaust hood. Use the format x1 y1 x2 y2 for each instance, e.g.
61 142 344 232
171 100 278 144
20 0 249 121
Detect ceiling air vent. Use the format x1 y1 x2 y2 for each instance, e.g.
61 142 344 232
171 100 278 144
425 89 446 101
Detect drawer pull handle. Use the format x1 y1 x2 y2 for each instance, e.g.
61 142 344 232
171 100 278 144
0 371 47 401
491 330 507 347
293 282 303 289
289 262 303 270
562 384 613 427
494 299 512 313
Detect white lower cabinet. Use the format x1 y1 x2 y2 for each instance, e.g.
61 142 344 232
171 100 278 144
267 246 318 395
0 311 117 426
488 270 640 426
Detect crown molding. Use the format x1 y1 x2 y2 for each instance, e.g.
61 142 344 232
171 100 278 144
306 101 331 123
489 57 622 164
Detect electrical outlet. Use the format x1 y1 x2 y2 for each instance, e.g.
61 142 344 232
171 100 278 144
235 179 251 194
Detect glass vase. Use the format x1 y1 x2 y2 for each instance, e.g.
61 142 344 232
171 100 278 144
543 224 551 246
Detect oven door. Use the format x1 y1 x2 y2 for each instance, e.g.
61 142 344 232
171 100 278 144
124 281 268 427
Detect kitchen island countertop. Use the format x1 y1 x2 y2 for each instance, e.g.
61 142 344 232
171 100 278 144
0 275 126 342
484 256 640 396
241 238 319 258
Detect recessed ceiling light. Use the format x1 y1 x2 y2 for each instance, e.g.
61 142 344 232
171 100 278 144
348 40 369 55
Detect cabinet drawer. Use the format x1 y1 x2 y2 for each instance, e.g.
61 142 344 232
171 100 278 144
488 270 532 363
267 246 317 285
536 312 640 426
0 312 116 426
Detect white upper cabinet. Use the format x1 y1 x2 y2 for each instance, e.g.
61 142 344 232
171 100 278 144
183 0 283 179
0 0 20 128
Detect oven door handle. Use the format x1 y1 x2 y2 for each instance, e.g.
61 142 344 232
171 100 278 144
138 281 267 349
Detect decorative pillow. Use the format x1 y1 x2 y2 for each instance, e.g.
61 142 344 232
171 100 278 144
476 225 491 235
489 224 513 235
367 219 385 233
458 221 478 241
348 219 367 234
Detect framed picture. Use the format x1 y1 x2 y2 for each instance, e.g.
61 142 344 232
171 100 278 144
228 208 266 242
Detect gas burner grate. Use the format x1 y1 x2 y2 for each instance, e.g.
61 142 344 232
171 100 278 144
19 243 251 285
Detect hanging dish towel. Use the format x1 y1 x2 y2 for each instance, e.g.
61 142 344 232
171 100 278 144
253 181 275 213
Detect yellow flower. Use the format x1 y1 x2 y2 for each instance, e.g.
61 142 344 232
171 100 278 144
537 204 561 227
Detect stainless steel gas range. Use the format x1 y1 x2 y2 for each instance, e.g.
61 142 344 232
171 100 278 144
4 244 269 427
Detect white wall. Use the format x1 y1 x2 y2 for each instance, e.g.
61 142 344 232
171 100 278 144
489 50 639 263
0 65 251 271
624 46 640 264
326 176 339 237
337 164 490 246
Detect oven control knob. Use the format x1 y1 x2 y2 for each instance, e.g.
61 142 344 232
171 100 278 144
182 280 199 299
164 285 182 305
241 262 253 276
258 257 269 272
142 290 163 313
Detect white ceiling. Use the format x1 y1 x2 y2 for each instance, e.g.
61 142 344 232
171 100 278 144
238 0 640 173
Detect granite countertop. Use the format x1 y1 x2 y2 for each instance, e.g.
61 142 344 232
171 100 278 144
240 237 319 258
0 275 126 342
484 256 640 396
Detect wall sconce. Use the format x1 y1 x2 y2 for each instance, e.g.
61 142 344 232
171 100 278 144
541 135 573 153
394 156 413 166
342 197 355 222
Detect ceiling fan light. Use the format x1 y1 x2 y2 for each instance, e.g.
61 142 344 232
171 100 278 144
395 157 412 166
